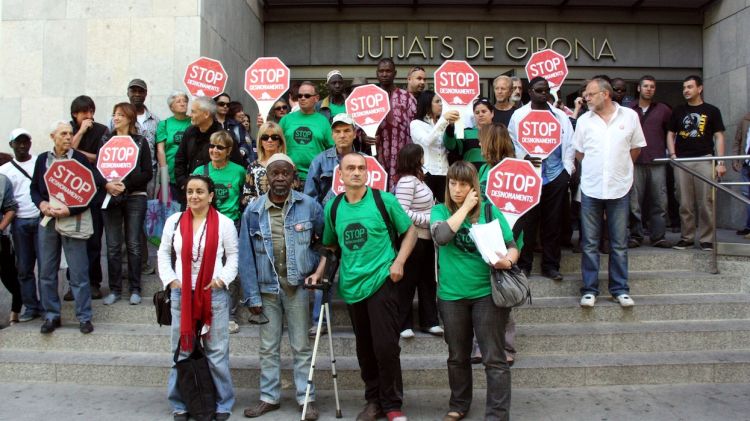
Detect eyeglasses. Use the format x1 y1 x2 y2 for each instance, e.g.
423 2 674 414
208 144 228 150
583 91 604 99
298 94 316 99
260 134 282 142
248 312 269 325
216 101 229 107
274 105 290 111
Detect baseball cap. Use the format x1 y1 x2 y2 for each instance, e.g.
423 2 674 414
331 113 356 128
8 128 31 142
128 78 148 90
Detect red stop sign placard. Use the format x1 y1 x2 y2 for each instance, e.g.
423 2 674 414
97 136 139 180
345 84 390 137
485 158 541 223
183 57 228 98
517 110 562 159
331 155 388 195
244 57 290 103
525 49 568 91
434 60 480 106
44 159 96 207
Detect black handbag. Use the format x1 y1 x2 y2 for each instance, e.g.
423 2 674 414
174 331 217 421
490 265 532 308
153 287 171 326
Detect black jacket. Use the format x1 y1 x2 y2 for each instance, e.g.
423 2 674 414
100 133 153 193
30 149 106 216
174 120 245 189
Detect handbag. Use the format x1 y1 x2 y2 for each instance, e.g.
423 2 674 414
483 202 531 308
174 331 217 421
490 265 532 308
153 287 171 326
54 209 94 239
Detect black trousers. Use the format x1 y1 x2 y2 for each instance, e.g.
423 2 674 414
398 238 439 331
347 278 403 413
0 235 21 313
514 171 570 273
425 173 446 203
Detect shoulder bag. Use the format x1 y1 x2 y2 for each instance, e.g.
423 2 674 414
484 202 532 308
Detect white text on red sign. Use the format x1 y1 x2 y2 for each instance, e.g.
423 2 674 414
527 56 565 79
489 171 538 203
247 68 287 90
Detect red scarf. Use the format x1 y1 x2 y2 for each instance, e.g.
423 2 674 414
179 206 220 352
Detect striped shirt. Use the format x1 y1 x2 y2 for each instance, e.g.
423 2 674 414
394 175 434 240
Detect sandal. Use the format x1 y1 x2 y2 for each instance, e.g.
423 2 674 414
443 411 466 421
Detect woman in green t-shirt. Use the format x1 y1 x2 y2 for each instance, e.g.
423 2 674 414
191 130 246 227
443 97 496 171
430 161 518 421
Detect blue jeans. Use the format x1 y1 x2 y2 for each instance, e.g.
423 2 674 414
38 219 92 322
580 192 630 297
12 217 42 315
260 287 314 405
438 295 511 421
104 195 147 295
167 287 234 414
630 164 667 242
742 166 750 230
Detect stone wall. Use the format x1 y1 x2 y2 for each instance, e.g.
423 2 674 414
704 0 750 229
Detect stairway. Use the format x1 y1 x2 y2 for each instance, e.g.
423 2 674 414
1 247 749 390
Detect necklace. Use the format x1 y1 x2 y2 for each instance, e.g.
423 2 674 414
192 221 208 263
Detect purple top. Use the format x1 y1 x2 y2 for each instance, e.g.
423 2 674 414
631 102 672 164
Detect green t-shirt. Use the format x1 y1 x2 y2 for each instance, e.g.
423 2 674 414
192 161 246 221
328 102 346 119
444 128 483 166
279 111 334 181
156 116 192 184
323 188 413 304
430 203 515 301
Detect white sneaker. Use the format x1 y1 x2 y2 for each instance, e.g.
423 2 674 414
427 325 444 336
400 329 415 339
580 294 596 308
614 294 635 307
228 321 240 334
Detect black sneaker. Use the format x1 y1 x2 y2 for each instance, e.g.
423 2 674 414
91 287 103 300
541 269 563 281
672 240 693 250
79 321 94 334
700 242 713 251
651 239 671 248
173 413 188 421
40 318 61 334
627 238 641 248
736 228 750 235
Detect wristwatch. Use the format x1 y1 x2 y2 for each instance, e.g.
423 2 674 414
717 160 725 166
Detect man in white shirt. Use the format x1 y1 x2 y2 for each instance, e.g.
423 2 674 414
573 78 646 308
0 129 43 321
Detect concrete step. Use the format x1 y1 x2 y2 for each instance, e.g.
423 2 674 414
1 348 748 389
60 293 750 326
3 320 749 357
133 270 744 299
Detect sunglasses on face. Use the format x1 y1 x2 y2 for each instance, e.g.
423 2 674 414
216 101 229 107
260 134 282 142
208 143 228 151
274 105 290 111
298 94 316 99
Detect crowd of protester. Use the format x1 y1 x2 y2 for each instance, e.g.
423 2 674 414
0 57 738 421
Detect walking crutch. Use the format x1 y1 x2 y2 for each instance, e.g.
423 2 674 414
302 248 342 419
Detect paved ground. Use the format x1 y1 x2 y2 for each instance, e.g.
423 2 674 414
1 382 749 420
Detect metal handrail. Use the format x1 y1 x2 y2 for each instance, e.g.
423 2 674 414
652 155 750 274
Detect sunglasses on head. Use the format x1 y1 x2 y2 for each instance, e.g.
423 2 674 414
298 93 316 99
208 143 228 150
260 134 282 142
274 105 290 111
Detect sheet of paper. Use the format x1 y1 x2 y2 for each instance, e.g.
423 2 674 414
469 219 508 265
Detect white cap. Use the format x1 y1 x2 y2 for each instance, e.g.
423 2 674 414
326 70 343 83
266 153 295 168
8 128 31 141
331 113 356 128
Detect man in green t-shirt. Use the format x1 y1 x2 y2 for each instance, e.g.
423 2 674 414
279 81 334 181
315 152 416 421
156 92 192 199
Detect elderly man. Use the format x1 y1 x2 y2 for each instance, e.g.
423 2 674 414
240 153 325 420
574 78 646 308
492 75 518 127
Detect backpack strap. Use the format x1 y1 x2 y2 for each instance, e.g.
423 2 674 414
170 215 182 270
372 188 397 251
484 201 494 224
202 164 210 176
330 193 345 236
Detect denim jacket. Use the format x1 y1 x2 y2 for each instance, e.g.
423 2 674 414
303 146 339 205
239 190 324 307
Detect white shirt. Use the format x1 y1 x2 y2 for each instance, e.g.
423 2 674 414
157 211 239 290
410 116 450 175
573 104 647 200
0 156 40 218
508 103 576 176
